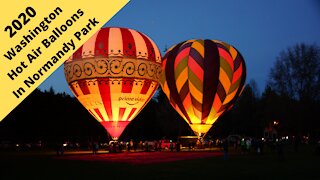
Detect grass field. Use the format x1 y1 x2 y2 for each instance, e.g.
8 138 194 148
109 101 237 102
0 145 319 180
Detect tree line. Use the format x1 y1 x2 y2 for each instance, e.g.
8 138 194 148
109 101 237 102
0 43 319 144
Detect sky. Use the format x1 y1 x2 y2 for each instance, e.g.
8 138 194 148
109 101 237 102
39 0 320 95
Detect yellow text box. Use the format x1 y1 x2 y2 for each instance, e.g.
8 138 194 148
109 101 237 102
0 0 129 121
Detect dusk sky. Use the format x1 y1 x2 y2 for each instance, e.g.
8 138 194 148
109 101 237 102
39 0 320 95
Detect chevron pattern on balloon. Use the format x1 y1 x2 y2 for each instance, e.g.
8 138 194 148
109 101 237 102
160 39 246 135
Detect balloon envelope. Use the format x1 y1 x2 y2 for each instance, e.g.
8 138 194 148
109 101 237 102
64 27 161 140
160 39 246 137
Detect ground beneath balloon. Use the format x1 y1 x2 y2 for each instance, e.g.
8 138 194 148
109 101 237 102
54 151 223 164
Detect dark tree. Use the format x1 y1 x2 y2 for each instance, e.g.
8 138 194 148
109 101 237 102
0 88 108 147
249 79 260 99
268 43 320 137
269 43 320 102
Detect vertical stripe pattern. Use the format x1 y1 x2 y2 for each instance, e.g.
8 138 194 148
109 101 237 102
64 27 161 140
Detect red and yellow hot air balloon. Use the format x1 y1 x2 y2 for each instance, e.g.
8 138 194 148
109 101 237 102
64 27 161 140
160 39 246 138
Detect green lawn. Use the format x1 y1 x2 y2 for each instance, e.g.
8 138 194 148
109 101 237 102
0 145 319 180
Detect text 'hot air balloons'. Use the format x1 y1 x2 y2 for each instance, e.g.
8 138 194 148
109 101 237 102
160 39 246 137
64 27 162 140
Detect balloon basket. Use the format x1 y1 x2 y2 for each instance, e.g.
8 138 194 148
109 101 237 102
196 132 207 140
193 132 207 148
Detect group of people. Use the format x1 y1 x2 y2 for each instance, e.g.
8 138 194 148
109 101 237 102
92 140 183 153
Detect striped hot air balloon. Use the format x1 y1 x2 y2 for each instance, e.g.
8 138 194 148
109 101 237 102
64 27 161 140
160 39 246 138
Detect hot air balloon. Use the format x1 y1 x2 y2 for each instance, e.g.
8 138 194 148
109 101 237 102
160 39 246 139
64 27 161 140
